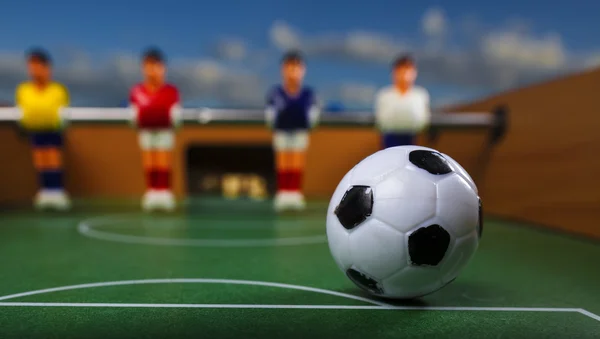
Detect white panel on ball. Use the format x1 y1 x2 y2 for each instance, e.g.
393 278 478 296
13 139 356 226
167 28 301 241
373 170 437 234
348 218 407 280
436 175 479 238
382 266 443 299
439 231 479 284
374 168 436 200
442 153 478 194
350 147 407 186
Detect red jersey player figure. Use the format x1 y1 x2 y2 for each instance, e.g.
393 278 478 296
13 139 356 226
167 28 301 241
265 51 320 211
129 48 182 212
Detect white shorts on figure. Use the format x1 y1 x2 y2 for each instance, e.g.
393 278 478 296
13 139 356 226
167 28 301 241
272 130 308 211
138 129 175 212
273 131 309 151
138 129 175 150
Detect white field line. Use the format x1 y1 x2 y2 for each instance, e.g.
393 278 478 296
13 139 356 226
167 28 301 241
0 279 597 322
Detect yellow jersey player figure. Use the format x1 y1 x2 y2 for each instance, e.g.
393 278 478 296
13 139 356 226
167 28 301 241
375 55 431 148
265 51 320 211
16 48 71 210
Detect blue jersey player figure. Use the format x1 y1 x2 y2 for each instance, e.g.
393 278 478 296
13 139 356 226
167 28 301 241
374 55 431 148
265 51 320 212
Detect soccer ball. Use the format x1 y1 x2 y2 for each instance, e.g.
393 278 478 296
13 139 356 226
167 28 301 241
326 146 482 299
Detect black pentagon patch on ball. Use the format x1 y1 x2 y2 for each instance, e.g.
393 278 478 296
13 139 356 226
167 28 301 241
409 150 453 175
346 268 383 295
408 224 451 266
477 198 483 239
334 185 373 229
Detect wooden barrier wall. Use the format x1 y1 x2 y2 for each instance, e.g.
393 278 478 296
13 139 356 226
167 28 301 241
1 68 598 238
436 68 600 238
0 125 386 202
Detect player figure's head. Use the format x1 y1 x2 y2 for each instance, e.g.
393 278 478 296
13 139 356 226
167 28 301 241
392 54 417 89
141 47 166 85
281 50 305 86
26 48 52 84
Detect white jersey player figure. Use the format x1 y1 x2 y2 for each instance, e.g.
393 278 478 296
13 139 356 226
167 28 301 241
265 51 319 211
374 55 431 148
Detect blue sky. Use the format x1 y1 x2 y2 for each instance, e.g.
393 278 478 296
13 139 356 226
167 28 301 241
0 0 599 108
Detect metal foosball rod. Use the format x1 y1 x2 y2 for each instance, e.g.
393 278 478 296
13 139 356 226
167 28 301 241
0 105 508 145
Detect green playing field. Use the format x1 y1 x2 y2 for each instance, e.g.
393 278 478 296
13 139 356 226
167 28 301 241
0 198 598 339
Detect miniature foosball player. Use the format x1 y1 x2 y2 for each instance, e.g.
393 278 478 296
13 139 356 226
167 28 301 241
265 51 320 211
374 55 431 148
16 48 71 210
129 48 182 212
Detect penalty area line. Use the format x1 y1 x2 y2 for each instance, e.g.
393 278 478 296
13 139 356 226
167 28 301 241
0 302 598 322
578 309 600 322
0 303 388 309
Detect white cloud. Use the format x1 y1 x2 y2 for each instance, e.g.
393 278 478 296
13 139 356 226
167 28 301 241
583 53 600 69
342 32 403 63
192 61 223 83
214 39 247 61
422 7 447 39
1 8 597 108
268 16 596 91
0 52 265 106
270 21 302 51
270 21 407 64
481 30 566 70
336 83 377 106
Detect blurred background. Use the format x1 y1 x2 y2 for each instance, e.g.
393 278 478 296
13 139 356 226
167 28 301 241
0 0 599 237
1 0 599 110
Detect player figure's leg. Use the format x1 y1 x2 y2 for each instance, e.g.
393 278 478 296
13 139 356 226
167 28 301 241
273 132 293 211
31 134 51 209
288 131 309 210
139 130 158 211
152 129 176 211
31 132 70 210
